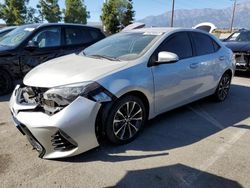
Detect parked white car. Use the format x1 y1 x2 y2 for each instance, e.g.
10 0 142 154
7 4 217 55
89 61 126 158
10 28 235 159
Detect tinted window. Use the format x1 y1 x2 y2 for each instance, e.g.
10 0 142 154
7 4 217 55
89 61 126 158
89 29 104 41
31 27 61 48
160 32 192 59
65 27 92 45
192 32 215 56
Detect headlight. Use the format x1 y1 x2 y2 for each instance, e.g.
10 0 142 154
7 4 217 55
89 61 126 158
44 82 114 106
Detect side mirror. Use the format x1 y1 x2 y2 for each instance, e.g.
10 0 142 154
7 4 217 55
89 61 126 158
156 51 179 64
25 40 39 50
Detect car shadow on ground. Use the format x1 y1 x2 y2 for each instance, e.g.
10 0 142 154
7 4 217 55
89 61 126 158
57 83 250 163
0 94 10 102
105 164 243 188
235 71 250 78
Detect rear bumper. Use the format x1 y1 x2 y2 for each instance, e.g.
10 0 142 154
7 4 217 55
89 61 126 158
9 85 101 159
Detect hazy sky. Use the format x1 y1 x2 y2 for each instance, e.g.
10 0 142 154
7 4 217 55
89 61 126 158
1 0 250 22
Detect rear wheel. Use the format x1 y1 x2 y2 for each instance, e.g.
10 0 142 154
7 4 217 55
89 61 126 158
105 95 147 144
213 73 231 102
0 70 13 96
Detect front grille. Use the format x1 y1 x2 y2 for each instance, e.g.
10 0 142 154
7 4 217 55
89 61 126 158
51 131 77 151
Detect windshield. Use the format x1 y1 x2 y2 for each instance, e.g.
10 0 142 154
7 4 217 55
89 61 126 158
227 31 250 42
0 25 36 47
83 32 161 61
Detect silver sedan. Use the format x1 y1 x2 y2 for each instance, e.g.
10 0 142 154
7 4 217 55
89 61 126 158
9 28 235 159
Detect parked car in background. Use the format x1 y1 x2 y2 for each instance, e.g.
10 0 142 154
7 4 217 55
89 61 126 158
0 26 17 39
10 28 235 159
0 23 105 96
223 29 250 72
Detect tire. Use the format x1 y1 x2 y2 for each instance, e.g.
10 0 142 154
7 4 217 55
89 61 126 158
104 95 147 145
0 70 13 96
213 73 232 102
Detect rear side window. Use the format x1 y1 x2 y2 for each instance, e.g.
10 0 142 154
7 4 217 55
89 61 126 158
160 32 192 59
191 32 216 56
65 27 93 45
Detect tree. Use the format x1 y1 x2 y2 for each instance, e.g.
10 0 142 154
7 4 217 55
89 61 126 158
37 0 61 23
101 0 120 34
64 0 88 24
25 7 41 24
101 0 135 34
121 0 134 27
0 0 29 25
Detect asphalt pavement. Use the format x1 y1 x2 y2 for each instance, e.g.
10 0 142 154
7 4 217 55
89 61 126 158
0 73 249 188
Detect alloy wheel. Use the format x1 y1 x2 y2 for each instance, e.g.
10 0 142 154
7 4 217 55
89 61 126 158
217 74 231 101
113 101 143 141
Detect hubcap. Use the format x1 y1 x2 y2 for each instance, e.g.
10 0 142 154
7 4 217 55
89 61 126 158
113 101 143 140
218 75 231 100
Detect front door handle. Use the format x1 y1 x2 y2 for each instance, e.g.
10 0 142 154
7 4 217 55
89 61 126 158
190 63 199 69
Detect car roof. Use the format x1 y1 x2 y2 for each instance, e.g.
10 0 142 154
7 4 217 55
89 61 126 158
18 23 100 30
123 27 207 34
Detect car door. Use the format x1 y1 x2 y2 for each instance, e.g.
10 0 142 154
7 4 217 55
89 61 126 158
151 32 205 114
190 31 222 93
20 26 62 75
61 26 99 55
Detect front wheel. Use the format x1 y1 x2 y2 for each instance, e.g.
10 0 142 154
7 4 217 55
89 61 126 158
105 95 147 144
213 73 232 102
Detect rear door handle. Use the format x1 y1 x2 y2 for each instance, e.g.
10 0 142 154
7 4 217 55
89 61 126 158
219 56 225 61
190 63 199 69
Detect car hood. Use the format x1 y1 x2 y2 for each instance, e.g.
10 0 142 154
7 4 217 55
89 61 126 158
223 41 250 52
24 54 128 88
0 45 14 55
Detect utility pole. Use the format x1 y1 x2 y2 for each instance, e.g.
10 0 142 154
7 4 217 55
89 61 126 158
170 0 175 27
230 0 237 33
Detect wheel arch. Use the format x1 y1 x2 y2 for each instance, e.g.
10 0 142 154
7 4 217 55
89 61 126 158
95 90 151 142
224 69 233 78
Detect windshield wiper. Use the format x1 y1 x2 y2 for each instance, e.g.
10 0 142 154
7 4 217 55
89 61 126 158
88 54 120 61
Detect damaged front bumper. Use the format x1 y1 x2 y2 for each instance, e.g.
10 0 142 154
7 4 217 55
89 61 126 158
9 85 101 159
234 52 250 71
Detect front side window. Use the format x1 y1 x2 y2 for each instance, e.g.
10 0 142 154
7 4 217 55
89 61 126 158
159 32 193 59
83 32 161 61
31 27 61 48
65 27 92 45
192 32 215 56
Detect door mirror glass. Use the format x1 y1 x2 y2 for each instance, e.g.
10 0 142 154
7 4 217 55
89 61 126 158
157 51 179 64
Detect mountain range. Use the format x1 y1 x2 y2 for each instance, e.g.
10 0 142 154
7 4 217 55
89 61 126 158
138 2 250 29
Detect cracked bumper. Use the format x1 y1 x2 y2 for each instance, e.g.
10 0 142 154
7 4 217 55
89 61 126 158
9 85 101 159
